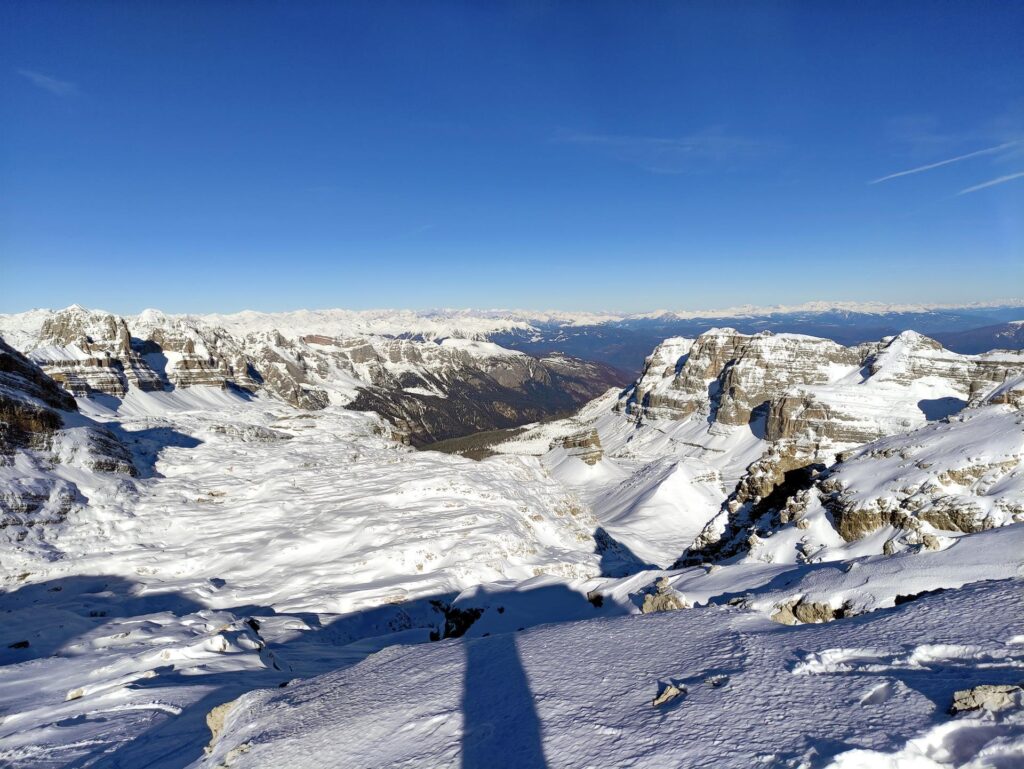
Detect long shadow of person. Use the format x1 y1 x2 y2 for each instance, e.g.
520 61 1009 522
461 632 547 769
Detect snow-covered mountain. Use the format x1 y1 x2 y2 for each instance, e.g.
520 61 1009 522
483 327 1024 563
1 313 1022 767
0 305 625 445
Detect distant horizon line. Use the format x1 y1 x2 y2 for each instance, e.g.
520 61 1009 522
4 297 1024 321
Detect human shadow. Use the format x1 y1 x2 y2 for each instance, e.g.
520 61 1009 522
456 581 634 767
458 582 616 769
2 574 621 769
461 633 547 769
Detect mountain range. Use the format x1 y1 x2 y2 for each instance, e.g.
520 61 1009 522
0 302 1022 768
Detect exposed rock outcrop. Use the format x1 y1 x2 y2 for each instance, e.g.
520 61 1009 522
821 406 1024 540
640 577 689 613
651 682 685 707
557 429 603 465
627 329 1024 560
0 338 76 454
628 328 1023 444
627 329 863 427
0 338 138 542
771 598 851 625
949 684 1023 715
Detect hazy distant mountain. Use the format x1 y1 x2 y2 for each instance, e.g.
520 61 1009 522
492 302 1024 373
934 320 1024 354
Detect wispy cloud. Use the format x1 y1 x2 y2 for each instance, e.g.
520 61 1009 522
556 130 764 174
958 171 1024 195
870 140 1019 184
17 68 78 97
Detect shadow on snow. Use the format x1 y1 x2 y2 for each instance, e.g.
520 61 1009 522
0 572 625 768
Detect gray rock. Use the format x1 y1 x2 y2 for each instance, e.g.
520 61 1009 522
949 684 1023 715
652 682 685 707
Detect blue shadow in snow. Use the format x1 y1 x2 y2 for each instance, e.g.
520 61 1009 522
917 397 966 421
461 633 547 769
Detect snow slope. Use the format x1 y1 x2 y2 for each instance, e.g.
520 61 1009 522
205 577 1024 769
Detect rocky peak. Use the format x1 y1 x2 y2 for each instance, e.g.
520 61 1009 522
625 329 1024 563
627 328 860 427
865 330 971 385
40 307 132 355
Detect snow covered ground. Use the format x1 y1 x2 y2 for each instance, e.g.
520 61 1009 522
1 326 1023 767
207 578 1024 769
0 387 621 767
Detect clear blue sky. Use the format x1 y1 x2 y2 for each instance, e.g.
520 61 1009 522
2 1 1022 313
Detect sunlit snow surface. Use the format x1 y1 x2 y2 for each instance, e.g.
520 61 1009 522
208 580 1024 769
1 386 1022 767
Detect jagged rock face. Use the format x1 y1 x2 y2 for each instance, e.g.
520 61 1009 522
24 307 283 401
0 339 77 413
765 332 1024 446
0 341 137 541
628 329 862 426
975 373 1024 409
818 403 1024 540
35 307 164 396
39 307 131 353
714 334 861 427
132 312 266 393
628 329 1024 447
623 329 1024 562
3 307 626 446
624 336 693 419
0 339 76 454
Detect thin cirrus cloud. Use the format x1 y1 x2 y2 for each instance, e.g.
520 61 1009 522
870 139 1019 184
556 130 763 174
17 68 78 97
958 171 1024 195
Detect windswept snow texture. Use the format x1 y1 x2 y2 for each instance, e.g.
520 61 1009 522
207 578 1024 769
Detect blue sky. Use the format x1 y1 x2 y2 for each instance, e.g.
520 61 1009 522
2 1 1022 313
